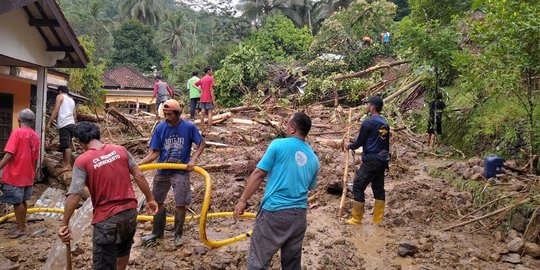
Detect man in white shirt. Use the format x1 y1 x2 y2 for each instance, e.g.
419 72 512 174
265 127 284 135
46 85 76 170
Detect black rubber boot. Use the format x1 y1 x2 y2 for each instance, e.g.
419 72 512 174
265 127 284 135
174 210 186 247
141 209 166 247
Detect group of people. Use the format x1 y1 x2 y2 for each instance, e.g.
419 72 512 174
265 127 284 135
151 67 216 132
1 82 447 269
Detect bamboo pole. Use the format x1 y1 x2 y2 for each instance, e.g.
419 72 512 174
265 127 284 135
442 194 540 231
338 108 353 217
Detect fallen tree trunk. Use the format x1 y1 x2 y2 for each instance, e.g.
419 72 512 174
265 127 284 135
335 60 411 82
105 107 144 137
383 78 422 104
43 157 72 187
315 138 343 149
193 112 232 124
77 113 101 123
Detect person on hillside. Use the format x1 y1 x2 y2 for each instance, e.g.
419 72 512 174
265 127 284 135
362 36 373 46
46 85 76 170
345 96 390 226
383 31 391 45
427 92 446 148
139 99 206 247
234 112 320 270
0 109 40 238
150 76 174 117
58 121 158 270
187 71 202 119
194 67 215 132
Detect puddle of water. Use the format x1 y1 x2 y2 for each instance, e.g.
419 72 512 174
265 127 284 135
41 198 93 270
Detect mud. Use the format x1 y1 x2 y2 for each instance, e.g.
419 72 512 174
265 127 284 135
1 106 539 269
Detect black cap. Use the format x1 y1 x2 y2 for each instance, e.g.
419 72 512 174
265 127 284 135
367 96 383 111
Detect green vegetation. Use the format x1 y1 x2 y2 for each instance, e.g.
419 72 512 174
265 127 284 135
58 0 540 168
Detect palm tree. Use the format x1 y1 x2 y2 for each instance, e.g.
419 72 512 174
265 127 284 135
119 0 168 25
276 0 354 33
159 12 196 57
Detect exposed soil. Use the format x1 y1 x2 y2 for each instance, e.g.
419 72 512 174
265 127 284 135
1 106 539 270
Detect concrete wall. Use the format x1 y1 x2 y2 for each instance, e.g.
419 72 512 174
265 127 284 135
0 77 31 131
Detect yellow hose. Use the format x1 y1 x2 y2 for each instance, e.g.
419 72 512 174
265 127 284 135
0 163 255 248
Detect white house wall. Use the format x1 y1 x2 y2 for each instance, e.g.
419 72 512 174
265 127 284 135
0 9 65 67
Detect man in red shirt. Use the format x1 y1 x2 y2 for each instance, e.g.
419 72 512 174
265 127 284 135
0 109 40 237
194 66 215 132
57 122 158 270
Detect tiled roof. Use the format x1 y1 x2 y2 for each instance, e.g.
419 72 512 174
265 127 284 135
101 66 154 89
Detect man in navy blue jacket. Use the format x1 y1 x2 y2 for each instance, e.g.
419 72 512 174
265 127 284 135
346 96 390 225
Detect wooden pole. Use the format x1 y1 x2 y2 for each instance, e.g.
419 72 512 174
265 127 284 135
442 195 540 231
338 108 353 217
66 242 72 270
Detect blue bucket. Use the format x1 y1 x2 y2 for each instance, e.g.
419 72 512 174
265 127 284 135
484 156 505 178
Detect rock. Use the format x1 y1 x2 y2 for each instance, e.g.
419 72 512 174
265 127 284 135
472 165 484 174
494 230 505 242
468 157 483 166
508 230 521 239
472 250 490 261
178 249 193 259
332 238 346 245
0 259 19 270
512 213 528 232
507 238 525 253
398 242 419 257
3 252 18 262
524 242 540 258
194 245 208 255
501 253 521 264
471 173 483 181
462 168 474 179
490 253 501 262
163 260 177 270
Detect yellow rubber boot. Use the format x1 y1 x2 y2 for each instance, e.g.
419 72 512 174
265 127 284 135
373 200 385 224
346 201 365 225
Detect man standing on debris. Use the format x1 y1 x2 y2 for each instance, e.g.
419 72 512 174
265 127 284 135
194 66 215 132
234 112 319 270
150 75 174 116
0 109 40 238
427 92 446 148
58 121 158 270
138 99 206 247
346 96 390 225
187 71 201 119
46 85 76 170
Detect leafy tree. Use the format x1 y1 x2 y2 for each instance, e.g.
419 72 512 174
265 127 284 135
244 15 313 60
388 0 410 21
158 12 196 57
455 0 540 168
395 18 460 87
110 20 163 72
119 0 168 25
409 0 472 24
67 36 105 108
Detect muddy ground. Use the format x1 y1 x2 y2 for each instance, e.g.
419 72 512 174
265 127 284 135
1 106 539 270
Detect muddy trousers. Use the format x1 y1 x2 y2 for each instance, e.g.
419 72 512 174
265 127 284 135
247 208 307 270
352 158 386 202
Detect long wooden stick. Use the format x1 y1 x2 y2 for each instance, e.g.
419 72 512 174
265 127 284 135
66 242 72 270
338 108 353 217
459 192 522 220
442 195 540 231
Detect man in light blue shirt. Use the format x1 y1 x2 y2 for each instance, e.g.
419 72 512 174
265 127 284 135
234 112 319 270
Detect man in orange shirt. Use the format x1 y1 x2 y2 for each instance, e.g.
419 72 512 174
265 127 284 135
0 109 40 237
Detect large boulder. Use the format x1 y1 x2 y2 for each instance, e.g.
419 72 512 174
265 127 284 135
524 242 540 258
507 238 525 253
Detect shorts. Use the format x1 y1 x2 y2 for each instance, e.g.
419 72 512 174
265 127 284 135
1 183 32 204
199 102 214 110
93 209 137 269
427 116 442 135
152 173 192 206
58 124 74 151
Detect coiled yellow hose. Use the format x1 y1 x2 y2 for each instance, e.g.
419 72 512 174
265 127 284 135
0 163 255 248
